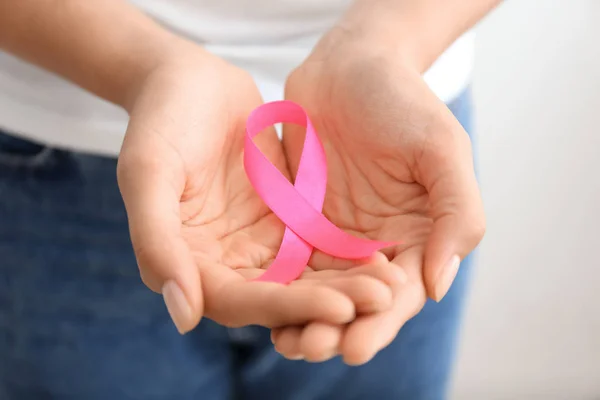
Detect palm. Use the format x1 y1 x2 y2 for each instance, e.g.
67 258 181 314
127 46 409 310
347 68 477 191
315 133 431 264
179 127 288 276
283 58 443 278
126 62 292 282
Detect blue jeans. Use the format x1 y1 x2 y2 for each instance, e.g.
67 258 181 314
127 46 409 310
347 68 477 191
0 91 474 400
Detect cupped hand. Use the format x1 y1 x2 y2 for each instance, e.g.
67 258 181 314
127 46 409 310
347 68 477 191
274 34 485 364
116 43 400 335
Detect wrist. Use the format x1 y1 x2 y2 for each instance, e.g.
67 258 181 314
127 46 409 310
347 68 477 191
331 1 433 73
307 25 423 77
123 37 217 112
329 0 494 74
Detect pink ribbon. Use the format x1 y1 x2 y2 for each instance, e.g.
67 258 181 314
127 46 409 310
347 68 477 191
244 101 396 284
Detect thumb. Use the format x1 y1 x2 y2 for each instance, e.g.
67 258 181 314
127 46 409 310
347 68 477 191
117 152 203 334
418 121 485 302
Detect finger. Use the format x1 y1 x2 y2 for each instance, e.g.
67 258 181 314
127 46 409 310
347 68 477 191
308 250 374 271
306 275 393 314
340 249 425 366
308 247 394 272
281 262 409 364
295 261 408 363
343 255 408 287
271 328 283 344
202 266 356 328
117 149 202 335
238 260 394 319
417 118 485 301
271 259 409 363
273 326 304 360
299 322 342 362
320 259 408 314
304 254 406 314
304 252 407 285
273 323 342 362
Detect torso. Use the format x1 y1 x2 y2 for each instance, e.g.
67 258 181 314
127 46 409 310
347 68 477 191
0 0 474 156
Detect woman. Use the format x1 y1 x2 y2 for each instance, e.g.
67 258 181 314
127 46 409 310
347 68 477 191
0 0 493 398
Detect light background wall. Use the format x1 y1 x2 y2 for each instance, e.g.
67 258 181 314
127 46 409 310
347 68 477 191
452 1 600 398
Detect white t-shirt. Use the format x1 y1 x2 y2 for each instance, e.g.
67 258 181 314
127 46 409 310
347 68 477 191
0 0 474 157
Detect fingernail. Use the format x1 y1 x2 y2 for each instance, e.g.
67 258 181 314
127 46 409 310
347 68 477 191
275 348 304 361
316 349 338 363
162 280 192 334
434 255 461 302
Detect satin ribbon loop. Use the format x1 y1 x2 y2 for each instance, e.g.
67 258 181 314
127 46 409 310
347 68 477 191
244 101 397 284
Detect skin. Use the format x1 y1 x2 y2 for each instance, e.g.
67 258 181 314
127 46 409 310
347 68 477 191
0 0 500 364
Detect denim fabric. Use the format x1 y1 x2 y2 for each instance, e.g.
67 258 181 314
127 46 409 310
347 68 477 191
0 90 474 400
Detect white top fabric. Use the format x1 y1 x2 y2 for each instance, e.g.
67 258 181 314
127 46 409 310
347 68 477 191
0 0 474 157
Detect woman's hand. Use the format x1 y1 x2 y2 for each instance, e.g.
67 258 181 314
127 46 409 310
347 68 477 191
117 43 400 334
273 31 485 364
